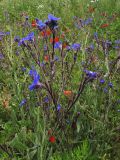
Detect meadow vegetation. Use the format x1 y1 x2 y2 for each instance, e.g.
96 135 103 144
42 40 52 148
0 0 120 159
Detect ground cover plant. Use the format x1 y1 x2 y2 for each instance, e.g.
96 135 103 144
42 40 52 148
0 0 120 159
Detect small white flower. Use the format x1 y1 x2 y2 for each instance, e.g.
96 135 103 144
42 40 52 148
38 5 44 9
90 0 99 2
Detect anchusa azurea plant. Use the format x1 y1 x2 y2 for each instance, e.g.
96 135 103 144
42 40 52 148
1 10 120 160
11 13 101 157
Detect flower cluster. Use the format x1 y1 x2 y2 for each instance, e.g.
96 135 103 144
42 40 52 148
29 68 44 90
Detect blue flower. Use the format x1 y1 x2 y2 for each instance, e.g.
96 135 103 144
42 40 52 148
0 53 4 59
18 32 34 46
14 36 20 42
47 14 60 30
36 20 46 30
0 32 5 36
115 39 120 44
29 68 41 90
0 31 10 40
86 44 94 53
114 46 120 49
94 32 98 39
103 87 108 93
84 18 93 25
21 67 26 72
54 42 62 49
100 79 105 84
108 82 113 88
84 70 97 79
19 99 26 107
40 62 45 67
66 46 71 51
57 104 61 111
54 55 59 61
114 39 120 50
71 43 81 51
5 32 10 35
74 17 92 29
44 96 49 103
102 40 112 51
0 31 10 36
29 68 38 78
48 14 61 21
90 44 94 50
29 76 40 90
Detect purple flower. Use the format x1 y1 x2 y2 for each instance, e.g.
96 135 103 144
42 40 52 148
103 87 108 93
19 99 26 107
36 20 46 30
71 43 81 51
115 40 120 44
100 79 105 84
102 40 112 51
0 31 10 36
40 62 45 67
86 44 94 53
14 36 20 42
54 42 62 49
29 78 42 91
0 32 5 36
29 68 38 78
66 46 71 51
44 45 48 52
74 17 92 29
84 18 93 25
84 70 97 79
114 39 120 50
0 53 4 59
18 32 34 46
94 32 98 39
21 67 26 72
44 96 49 103
48 14 61 21
57 104 61 111
114 46 120 49
54 55 59 61
108 82 113 88
5 32 10 35
47 14 60 30
29 68 42 90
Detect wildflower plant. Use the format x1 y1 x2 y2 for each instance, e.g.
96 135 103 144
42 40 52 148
0 2 120 159
5 13 100 158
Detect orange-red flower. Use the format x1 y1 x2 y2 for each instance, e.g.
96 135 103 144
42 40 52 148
49 136 56 143
41 29 52 37
64 90 72 96
44 55 49 62
50 37 59 43
100 23 109 28
31 20 37 27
